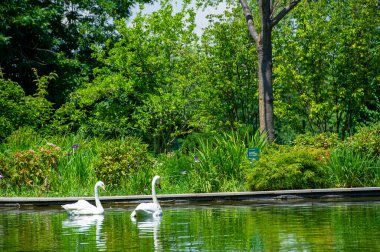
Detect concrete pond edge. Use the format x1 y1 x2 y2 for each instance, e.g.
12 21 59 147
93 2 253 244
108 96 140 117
1 187 380 206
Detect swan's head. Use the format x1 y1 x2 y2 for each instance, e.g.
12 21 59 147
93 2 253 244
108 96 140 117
153 175 161 189
96 181 106 191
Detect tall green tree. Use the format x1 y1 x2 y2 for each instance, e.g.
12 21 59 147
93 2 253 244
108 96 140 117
0 70 54 142
196 7 259 131
53 3 264 151
0 0 151 106
53 2 200 152
273 0 379 140
200 0 302 141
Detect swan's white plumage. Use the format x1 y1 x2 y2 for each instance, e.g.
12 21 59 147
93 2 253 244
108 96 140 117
131 175 162 219
62 181 106 215
132 202 162 218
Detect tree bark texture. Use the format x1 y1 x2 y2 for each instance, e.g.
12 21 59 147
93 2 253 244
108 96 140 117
239 0 301 141
257 30 275 141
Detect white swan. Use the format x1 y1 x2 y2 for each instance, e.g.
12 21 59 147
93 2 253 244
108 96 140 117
62 181 106 215
131 175 162 219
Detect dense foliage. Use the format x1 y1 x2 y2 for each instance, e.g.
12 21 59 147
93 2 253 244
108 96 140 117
246 145 329 190
0 0 152 106
94 137 154 190
0 124 379 196
0 0 379 195
273 0 379 142
0 142 61 192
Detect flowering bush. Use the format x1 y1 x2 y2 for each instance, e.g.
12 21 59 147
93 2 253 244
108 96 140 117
0 143 62 191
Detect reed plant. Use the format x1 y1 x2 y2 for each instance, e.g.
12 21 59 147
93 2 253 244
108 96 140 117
187 129 267 192
153 153 193 193
327 147 380 187
327 123 380 188
54 143 98 196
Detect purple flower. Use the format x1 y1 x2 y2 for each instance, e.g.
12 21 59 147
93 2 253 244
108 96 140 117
0 173 3 179
194 156 200 163
72 144 79 149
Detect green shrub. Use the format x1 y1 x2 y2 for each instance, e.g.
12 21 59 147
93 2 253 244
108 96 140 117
0 73 54 142
180 132 216 153
51 102 86 134
293 132 340 149
94 137 154 190
246 145 329 190
345 123 380 156
0 79 27 142
0 143 62 192
2 127 42 151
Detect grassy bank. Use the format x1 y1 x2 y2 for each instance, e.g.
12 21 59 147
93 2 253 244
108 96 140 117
0 123 379 197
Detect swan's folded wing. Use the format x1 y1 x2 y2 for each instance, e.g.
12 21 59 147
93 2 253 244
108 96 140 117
133 203 162 218
62 200 95 211
136 203 159 212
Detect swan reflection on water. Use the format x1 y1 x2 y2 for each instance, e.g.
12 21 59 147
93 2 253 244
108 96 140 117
62 214 106 250
132 216 162 251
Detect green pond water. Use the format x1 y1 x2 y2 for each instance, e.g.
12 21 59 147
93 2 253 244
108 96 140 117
1 200 380 251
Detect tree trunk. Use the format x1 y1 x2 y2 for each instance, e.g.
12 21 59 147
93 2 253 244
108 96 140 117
257 31 275 141
257 0 275 141
239 0 301 142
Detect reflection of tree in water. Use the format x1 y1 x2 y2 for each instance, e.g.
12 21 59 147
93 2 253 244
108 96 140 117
132 216 162 252
62 215 106 251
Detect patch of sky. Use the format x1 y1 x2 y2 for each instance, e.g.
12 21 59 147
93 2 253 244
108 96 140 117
128 0 228 36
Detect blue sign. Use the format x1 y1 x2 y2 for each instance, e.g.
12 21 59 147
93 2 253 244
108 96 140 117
247 148 260 161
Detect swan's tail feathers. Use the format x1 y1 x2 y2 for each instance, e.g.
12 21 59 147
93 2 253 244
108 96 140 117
61 203 76 211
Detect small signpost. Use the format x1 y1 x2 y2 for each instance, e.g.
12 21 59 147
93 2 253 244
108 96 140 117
247 148 260 161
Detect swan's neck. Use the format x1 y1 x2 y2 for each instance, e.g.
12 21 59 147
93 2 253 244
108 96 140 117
152 180 159 206
94 185 103 210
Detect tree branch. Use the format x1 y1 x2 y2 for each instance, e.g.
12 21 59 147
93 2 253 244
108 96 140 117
239 0 259 43
270 0 274 14
270 0 301 28
270 1 281 19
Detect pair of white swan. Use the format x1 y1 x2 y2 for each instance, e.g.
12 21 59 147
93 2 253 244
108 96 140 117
61 176 162 218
